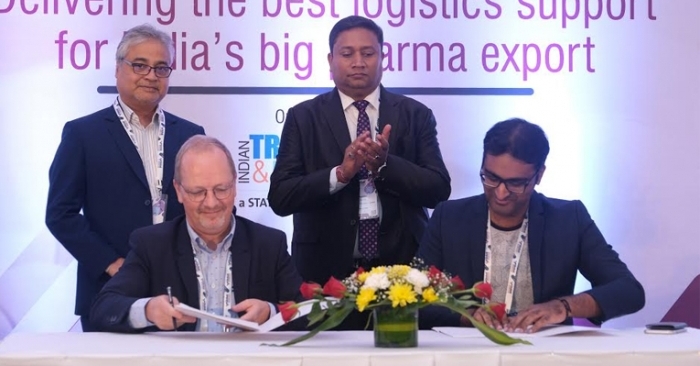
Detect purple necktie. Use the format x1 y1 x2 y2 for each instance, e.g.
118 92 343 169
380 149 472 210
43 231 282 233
353 100 379 260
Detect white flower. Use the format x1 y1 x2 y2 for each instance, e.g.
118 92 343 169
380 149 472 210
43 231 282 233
406 269 429 293
363 273 390 290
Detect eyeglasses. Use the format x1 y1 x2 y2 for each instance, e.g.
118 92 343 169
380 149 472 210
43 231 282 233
480 170 539 194
177 181 234 202
122 60 173 78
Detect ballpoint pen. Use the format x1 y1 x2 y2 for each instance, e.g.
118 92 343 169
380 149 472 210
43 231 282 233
166 286 178 331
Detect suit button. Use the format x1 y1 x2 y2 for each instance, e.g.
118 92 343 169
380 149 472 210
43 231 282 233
144 199 151 206
350 219 357 226
109 316 118 324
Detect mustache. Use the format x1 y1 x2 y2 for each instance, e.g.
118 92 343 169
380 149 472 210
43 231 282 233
198 205 225 213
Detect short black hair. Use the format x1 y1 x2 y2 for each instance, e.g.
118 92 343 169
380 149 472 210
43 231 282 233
328 15 383 52
483 118 550 169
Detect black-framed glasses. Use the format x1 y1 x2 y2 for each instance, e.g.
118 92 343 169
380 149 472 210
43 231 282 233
122 60 173 78
176 181 234 202
480 169 538 194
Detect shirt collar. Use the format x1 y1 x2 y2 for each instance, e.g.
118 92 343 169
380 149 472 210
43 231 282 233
338 86 380 113
116 96 160 127
185 214 236 254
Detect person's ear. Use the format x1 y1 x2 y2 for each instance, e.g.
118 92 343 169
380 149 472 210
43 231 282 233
173 180 184 203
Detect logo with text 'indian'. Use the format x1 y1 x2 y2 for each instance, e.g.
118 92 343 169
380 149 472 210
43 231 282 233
237 134 279 185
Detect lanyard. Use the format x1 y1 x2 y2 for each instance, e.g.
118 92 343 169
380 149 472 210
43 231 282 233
483 211 529 314
112 98 165 201
191 243 234 332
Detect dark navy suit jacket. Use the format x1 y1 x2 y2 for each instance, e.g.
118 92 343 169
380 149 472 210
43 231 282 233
90 215 304 333
268 86 451 286
46 106 204 317
417 192 645 328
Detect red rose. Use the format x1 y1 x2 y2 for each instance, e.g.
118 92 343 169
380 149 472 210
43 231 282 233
300 282 321 299
473 282 493 300
428 265 442 278
279 301 298 323
487 302 506 321
322 276 347 298
355 267 365 275
450 276 465 291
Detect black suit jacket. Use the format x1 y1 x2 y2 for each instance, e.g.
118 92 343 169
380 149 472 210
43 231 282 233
417 192 645 328
46 106 205 317
268 86 451 285
90 215 304 333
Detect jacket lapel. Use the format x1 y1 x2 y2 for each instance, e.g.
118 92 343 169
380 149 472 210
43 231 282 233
470 195 489 282
230 217 251 304
105 109 149 190
378 86 399 152
174 220 199 309
321 88 352 156
527 192 545 304
162 114 178 194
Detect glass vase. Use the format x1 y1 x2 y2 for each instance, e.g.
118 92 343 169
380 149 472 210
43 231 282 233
372 306 418 348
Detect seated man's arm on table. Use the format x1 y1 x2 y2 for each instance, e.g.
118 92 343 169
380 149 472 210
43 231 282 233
505 293 599 333
507 201 645 333
91 234 195 332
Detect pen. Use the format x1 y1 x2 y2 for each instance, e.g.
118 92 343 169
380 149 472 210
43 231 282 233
166 286 178 331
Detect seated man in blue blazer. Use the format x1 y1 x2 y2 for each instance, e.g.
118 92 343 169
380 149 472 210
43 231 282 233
90 136 303 332
46 24 204 331
418 118 645 333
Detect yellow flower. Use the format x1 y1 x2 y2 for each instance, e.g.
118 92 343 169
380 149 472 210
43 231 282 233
358 272 370 284
356 288 377 312
370 266 387 275
387 265 411 280
422 287 439 303
388 283 417 307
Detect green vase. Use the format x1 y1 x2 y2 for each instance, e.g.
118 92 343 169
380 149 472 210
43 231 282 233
372 306 418 348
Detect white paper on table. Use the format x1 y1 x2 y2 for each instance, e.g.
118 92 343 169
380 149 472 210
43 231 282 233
433 325 612 338
175 298 332 332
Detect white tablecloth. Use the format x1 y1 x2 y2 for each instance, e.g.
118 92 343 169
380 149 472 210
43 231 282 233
0 328 699 366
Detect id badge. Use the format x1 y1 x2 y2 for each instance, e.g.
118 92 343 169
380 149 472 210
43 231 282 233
152 194 168 224
359 179 379 220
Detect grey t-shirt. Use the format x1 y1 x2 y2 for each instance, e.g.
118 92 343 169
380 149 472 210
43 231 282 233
489 223 534 312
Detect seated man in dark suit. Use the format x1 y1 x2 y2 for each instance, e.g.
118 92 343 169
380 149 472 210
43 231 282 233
418 118 645 333
91 136 303 332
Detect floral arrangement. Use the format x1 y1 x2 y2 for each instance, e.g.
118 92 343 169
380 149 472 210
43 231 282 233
277 260 530 346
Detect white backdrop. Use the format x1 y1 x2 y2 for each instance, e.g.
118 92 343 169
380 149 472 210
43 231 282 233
1 0 698 337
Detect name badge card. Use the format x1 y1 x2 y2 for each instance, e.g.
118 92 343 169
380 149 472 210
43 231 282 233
359 179 379 220
152 194 168 224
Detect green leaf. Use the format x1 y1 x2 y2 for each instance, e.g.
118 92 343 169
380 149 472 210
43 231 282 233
279 301 355 346
307 301 327 327
434 302 531 346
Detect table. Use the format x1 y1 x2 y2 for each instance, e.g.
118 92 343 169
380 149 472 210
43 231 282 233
1 328 698 366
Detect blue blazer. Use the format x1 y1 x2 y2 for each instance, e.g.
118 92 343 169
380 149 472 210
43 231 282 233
417 192 645 327
46 106 205 316
90 215 304 333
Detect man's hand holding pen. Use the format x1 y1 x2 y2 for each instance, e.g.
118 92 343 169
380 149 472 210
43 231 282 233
145 294 196 331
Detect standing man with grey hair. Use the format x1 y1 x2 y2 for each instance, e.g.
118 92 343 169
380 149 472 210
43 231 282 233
46 24 204 331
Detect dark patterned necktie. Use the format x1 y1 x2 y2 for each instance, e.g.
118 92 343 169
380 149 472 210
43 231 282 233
353 100 379 260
